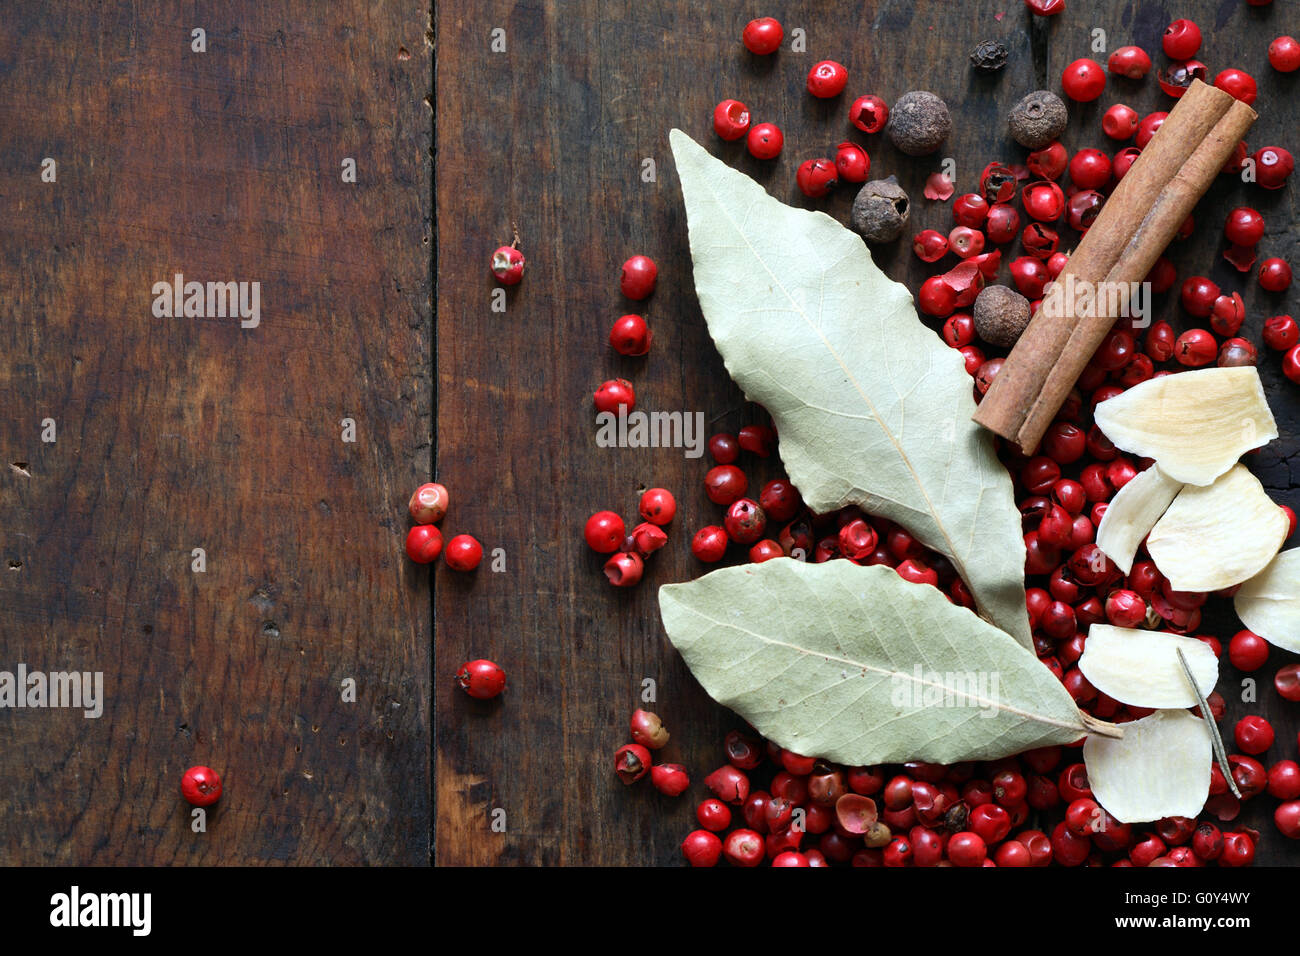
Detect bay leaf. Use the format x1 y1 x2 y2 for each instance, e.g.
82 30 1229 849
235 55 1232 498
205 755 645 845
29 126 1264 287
658 558 1115 766
670 129 1031 648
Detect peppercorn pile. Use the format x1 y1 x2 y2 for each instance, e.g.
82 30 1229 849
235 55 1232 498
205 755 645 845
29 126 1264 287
604 5 1300 866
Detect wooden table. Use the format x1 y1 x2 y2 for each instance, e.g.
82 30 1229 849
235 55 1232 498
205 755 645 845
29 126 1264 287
2 0 1296 866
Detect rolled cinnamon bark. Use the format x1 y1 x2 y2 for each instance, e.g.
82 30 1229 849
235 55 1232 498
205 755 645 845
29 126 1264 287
974 80 1257 454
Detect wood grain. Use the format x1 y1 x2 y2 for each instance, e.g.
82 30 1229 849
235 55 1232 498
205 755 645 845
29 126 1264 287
434 0 1298 865
0 1 431 863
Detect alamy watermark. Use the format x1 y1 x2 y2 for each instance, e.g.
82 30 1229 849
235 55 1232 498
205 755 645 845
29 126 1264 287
891 665 1001 718
1040 275 1151 328
151 272 260 328
0 664 103 718
595 410 706 459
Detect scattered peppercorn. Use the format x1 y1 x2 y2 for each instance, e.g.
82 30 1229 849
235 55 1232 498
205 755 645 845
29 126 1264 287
1008 90 1068 149
850 176 910 244
973 285 1032 348
886 91 951 156
970 40 1009 72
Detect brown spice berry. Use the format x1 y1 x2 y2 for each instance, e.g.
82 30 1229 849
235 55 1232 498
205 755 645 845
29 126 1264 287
970 40 1009 72
1008 90 1069 149
973 285 1032 348
851 176 910 244
887 91 951 156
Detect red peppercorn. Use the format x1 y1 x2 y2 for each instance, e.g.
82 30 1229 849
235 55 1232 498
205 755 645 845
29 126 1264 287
405 524 443 564
603 550 642 586
609 314 652 356
1220 831 1256 866
981 205 1018 247
741 17 782 55
1024 0 1065 15
1230 754 1268 800
737 424 775 457
708 434 739 465
796 157 838 198
593 378 635 414
953 193 991 227
1192 822 1223 861
1259 257 1293 293
936 314 972 350
1069 148 1112 190
584 511 626 554
696 798 731 832
1162 19 1203 60
913 229 949 263
1229 630 1270 672
745 121 783 160
835 141 870 183
181 765 223 807
1062 58 1106 102
946 831 986 867
1050 821 1091 866
1102 104 1139 141
1067 191 1104 232
1112 146 1142 182
1108 45 1152 79
1022 181 1065 222
724 498 766 545
628 709 669 750
409 482 449 524
650 763 690 797
948 225 985 259
1285 345 1300 384
1276 802 1300 840
490 245 525 285
1214 68 1258 105
849 94 890 133
712 99 750 141
979 163 1018 204
1276 663 1300 702
690 525 728 563
1026 141 1068 181
1210 292 1246 337
704 465 747 506
1225 206 1265 246
615 743 652 784
1174 329 1216 367
807 60 848 98
1253 146 1294 190
1269 760 1300 799
1135 112 1167 149
1021 223 1058 260
1009 256 1050 298
681 829 722 866
704 764 750 805
1235 716 1275 755
1157 59 1208 98
1270 35 1300 73
916 275 957 318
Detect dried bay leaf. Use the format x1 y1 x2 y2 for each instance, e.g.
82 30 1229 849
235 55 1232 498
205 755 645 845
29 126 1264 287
670 130 1031 648
1084 709 1211 823
658 559 1116 766
1234 548 1300 653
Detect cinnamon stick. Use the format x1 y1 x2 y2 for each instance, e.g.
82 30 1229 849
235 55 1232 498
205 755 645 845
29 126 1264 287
974 81 1257 454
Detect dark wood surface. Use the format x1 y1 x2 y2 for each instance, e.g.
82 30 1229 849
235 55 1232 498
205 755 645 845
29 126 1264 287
0 2 431 863
435 0 1298 866
0 0 1294 868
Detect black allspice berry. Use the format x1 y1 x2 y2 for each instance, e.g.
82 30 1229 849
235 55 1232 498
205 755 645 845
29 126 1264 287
851 176 910 244
886 91 951 156
973 285 1032 348
970 40 1009 72
1008 90 1069 149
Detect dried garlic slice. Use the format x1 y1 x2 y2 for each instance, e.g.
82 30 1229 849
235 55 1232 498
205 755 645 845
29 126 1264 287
1078 625 1217 708
1093 367 1277 486
1146 464 1288 591
1094 465 1182 574
1234 548 1300 654
1084 709 1210 824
